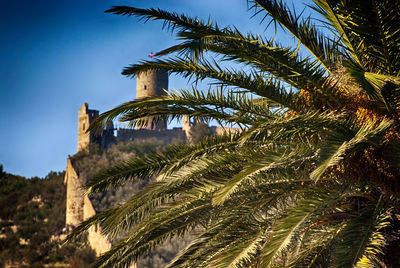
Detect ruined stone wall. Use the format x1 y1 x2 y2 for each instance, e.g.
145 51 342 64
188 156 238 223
211 126 241 136
64 158 84 227
64 157 114 257
84 195 112 256
116 128 186 144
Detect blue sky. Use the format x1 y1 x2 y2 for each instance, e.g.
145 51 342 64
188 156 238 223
0 0 313 178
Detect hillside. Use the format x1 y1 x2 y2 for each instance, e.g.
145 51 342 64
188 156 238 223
0 138 192 268
0 165 97 268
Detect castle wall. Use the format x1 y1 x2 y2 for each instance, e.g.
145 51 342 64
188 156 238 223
64 157 113 257
64 158 85 227
116 128 186 144
211 126 241 136
84 195 112 256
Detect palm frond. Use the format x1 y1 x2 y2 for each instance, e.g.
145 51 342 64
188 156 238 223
334 197 391 267
159 33 341 104
121 57 300 110
107 5 347 110
260 187 338 267
311 119 393 181
212 146 313 205
93 198 213 268
86 133 239 193
168 181 307 267
105 6 216 34
287 224 345 267
239 111 348 145
71 2 400 267
250 0 343 76
311 0 361 65
210 229 267 268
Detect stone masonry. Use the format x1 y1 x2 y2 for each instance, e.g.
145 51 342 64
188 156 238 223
64 157 84 227
77 103 99 152
64 158 112 256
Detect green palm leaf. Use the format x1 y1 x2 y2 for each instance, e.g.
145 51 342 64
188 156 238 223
334 197 391 267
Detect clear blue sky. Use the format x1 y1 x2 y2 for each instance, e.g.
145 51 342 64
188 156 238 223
0 0 313 178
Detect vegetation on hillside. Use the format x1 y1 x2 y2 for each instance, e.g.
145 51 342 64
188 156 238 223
0 167 96 268
71 139 165 212
71 139 193 267
0 138 191 267
69 0 400 267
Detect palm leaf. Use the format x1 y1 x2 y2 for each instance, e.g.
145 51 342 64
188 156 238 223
310 119 392 181
334 197 391 267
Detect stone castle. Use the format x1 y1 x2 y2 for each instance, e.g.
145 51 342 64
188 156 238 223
64 70 236 262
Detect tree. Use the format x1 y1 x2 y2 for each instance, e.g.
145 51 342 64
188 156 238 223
69 0 400 267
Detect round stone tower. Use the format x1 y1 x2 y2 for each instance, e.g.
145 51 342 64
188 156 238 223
136 69 169 130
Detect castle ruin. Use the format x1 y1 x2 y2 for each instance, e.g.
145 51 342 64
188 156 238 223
64 70 237 263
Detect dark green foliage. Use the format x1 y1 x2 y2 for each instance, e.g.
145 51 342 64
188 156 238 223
0 139 187 267
48 234 96 268
0 169 67 267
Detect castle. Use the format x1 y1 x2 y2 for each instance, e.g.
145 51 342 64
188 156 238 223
64 70 237 263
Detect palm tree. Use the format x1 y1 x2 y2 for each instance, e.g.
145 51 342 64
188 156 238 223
69 0 400 267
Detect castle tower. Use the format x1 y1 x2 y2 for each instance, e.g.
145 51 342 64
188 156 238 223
136 69 168 130
77 103 99 152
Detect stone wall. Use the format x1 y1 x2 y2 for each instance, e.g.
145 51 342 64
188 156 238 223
64 157 111 256
211 126 241 136
116 128 186 144
64 158 84 227
83 195 112 256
